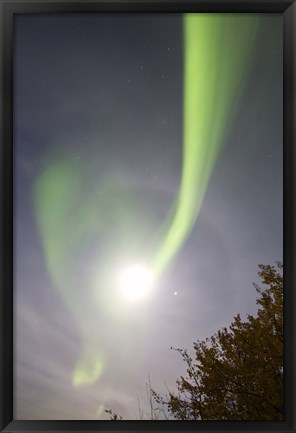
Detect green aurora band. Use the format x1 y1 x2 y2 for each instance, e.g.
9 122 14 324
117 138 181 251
33 14 258 389
152 13 258 275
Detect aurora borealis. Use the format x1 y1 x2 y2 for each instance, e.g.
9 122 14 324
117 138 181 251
153 14 258 275
14 13 282 419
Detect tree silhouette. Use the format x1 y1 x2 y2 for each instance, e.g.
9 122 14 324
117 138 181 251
107 261 283 420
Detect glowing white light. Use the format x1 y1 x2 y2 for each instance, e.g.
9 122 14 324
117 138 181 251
119 264 154 301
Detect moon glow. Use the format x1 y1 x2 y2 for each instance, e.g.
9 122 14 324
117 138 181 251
118 264 154 301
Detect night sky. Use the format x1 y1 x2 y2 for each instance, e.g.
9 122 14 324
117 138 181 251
14 13 283 420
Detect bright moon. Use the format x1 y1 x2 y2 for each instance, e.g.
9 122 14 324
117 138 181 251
119 264 154 301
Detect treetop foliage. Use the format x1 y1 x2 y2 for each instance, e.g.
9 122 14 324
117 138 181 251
107 261 283 421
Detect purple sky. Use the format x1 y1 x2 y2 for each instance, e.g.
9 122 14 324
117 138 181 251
14 13 282 420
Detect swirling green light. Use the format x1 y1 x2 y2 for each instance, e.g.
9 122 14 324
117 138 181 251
152 14 258 275
33 14 258 388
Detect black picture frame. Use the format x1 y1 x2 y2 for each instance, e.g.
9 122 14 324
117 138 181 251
0 1 295 432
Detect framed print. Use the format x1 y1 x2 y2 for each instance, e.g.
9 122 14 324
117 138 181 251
1 1 295 432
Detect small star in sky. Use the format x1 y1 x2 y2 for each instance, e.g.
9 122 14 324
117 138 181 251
268 154 272 158
174 291 178 296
